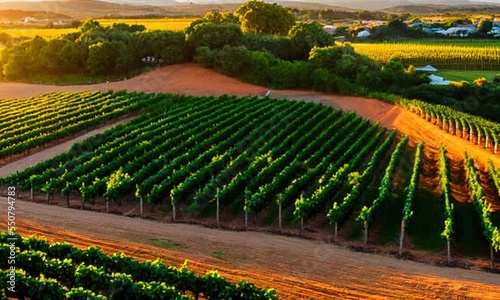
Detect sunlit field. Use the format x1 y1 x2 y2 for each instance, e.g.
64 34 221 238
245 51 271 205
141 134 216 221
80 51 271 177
0 18 197 39
393 38 500 47
0 28 78 39
349 42 500 70
96 18 197 32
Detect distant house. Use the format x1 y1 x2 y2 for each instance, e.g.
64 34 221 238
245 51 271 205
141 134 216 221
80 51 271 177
422 27 444 35
428 74 449 85
322 25 336 35
415 65 438 72
436 26 476 37
357 30 371 38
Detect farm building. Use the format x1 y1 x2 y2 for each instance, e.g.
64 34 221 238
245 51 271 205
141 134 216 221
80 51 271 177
323 25 336 34
428 74 449 85
415 65 438 72
357 30 371 38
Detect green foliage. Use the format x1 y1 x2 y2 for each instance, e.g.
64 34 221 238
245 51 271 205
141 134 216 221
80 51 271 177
105 167 133 203
478 19 493 35
236 0 296 35
357 136 409 223
66 287 106 300
402 142 424 225
241 33 293 60
287 21 335 60
439 145 454 241
464 153 500 251
213 45 251 77
80 20 102 33
1 21 186 80
75 264 110 292
86 40 124 75
111 22 146 33
187 22 243 50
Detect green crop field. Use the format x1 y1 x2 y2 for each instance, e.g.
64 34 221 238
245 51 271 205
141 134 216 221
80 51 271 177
0 232 276 299
395 38 500 47
436 70 499 82
349 42 500 70
1 91 499 260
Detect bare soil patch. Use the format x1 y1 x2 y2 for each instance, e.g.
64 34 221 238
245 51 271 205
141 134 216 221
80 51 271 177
1 200 500 299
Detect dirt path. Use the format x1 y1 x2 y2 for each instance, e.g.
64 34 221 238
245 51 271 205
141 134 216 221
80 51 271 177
1 200 499 299
0 64 267 100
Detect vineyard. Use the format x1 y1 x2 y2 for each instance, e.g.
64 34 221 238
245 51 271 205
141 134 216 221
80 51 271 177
0 232 276 299
1 91 500 266
0 90 160 161
399 98 500 155
350 43 500 70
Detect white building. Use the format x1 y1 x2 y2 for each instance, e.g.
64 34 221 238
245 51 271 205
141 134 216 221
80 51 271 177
357 30 371 38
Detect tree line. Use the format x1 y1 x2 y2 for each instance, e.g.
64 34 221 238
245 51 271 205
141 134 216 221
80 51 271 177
1 0 427 94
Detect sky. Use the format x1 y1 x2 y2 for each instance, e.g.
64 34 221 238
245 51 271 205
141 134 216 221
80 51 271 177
0 0 496 4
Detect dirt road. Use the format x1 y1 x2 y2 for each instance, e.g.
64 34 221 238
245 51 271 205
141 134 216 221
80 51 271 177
1 200 499 299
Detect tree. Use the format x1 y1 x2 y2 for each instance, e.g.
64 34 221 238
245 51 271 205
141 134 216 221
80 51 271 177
186 23 243 50
478 19 493 36
86 41 122 75
3 36 47 80
235 0 296 35
0 32 12 47
185 11 239 36
288 21 335 60
40 39 82 75
204 11 239 24
129 31 187 67
80 20 102 33
213 45 251 77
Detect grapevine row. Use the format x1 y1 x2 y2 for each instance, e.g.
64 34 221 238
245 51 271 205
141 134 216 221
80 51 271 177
463 152 500 252
439 145 454 264
357 136 409 225
326 131 396 228
0 232 277 299
400 98 500 154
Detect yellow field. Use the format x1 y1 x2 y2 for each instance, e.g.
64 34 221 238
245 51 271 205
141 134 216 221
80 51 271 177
96 18 197 31
349 42 500 70
0 18 197 39
0 28 79 39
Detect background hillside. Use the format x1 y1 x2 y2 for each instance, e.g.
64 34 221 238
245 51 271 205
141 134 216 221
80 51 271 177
1 0 500 19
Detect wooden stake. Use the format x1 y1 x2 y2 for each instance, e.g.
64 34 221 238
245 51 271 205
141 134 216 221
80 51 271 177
491 246 495 271
244 198 248 231
447 239 451 266
334 221 338 243
216 189 220 228
278 199 282 234
300 217 304 236
140 197 144 218
399 221 405 257
30 184 34 202
172 202 176 222
363 220 368 247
